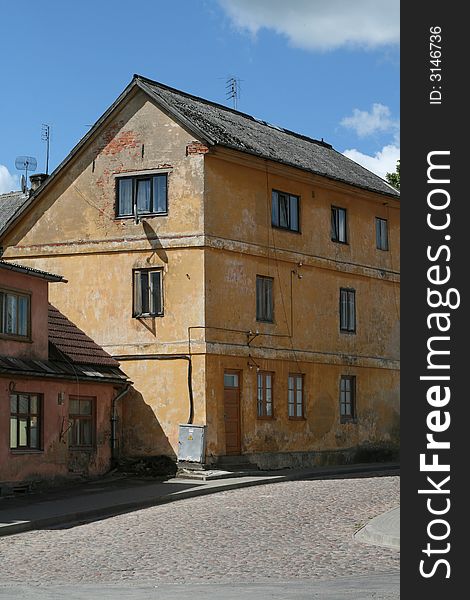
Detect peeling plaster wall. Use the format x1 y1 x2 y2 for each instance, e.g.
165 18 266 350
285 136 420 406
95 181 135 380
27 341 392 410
0 377 114 484
5 92 204 249
204 150 400 272
204 248 400 361
119 353 206 457
205 355 399 459
2 90 400 464
3 89 207 459
203 152 400 459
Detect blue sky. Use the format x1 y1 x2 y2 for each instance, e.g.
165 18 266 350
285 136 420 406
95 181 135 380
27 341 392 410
0 0 399 193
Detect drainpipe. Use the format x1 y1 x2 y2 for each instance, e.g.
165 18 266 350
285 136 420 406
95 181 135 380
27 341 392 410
111 383 131 462
112 355 194 425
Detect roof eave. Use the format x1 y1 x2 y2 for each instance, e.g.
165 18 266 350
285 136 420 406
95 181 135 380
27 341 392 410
0 77 142 240
0 76 218 241
213 142 400 201
0 367 128 385
0 260 66 282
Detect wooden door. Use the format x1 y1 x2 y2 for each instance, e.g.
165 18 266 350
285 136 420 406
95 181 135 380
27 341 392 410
224 371 241 455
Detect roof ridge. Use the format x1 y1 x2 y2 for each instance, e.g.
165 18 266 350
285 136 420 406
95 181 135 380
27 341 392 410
134 74 333 150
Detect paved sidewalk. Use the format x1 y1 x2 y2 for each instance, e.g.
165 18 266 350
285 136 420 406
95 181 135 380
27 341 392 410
0 462 399 539
355 506 400 549
0 573 400 599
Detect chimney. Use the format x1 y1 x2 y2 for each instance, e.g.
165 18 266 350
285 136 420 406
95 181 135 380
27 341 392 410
29 173 48 192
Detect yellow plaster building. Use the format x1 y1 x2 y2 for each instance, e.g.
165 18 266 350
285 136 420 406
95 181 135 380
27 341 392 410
0 75 400 468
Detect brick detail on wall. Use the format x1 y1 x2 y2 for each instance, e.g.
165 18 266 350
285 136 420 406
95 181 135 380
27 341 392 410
186 141 210 156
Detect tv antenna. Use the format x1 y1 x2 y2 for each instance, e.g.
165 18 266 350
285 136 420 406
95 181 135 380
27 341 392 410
15 156 37 193
226 76 242 110
41 124 51 174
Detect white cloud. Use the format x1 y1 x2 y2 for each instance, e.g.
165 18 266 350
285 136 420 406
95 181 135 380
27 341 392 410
218 0 399 51
0 165 19 194
343 143 399 180
341 103 398 138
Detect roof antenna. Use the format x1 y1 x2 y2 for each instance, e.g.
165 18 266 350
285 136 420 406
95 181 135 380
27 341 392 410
41 124 51 175
15 156 37 193
226 76 241 110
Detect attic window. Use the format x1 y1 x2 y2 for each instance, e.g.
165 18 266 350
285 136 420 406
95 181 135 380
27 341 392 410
116 173 167 218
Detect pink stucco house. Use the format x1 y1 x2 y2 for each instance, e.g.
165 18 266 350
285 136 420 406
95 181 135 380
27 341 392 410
0 260 129 491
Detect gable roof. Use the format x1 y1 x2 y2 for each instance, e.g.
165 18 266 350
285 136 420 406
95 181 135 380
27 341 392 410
0 74 398 239
136 76 399 199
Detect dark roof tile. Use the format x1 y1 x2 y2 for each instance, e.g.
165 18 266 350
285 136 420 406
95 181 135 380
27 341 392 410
0 191 29 232
48 304 120 367
137 76 399 198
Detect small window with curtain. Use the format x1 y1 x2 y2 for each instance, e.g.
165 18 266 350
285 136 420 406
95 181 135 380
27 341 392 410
376 217 389 250
271 190 300 232
68 396 95 448
331 206 347 243
133 269 163 317
0 289 30 339
256 275 274 322
288 374 304 419
340 376 356 423
340 288 356 333
257 371 274 418
116 173 168 218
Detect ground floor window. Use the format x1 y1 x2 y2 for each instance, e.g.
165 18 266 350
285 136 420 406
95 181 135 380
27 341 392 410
340 376 356 422
257 371 274 418
69 396 95 447
288 374 304 419
10 393 41 450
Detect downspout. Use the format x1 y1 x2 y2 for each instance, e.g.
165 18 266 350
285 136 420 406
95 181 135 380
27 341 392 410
111 383 131 462
112 355 194 425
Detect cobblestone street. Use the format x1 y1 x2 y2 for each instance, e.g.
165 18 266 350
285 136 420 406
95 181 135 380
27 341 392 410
0 475 399 586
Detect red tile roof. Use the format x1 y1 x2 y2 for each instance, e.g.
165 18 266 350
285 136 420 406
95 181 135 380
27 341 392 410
48 304 119 367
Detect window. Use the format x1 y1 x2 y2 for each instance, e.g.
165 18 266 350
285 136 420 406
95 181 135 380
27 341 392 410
340 376 356 422
224 373 239 388
257 371 274 418
69 396 95 447
0 289 30 338
331 206 347 243
376 217 389 250
271 190 300 232
340 288 356 333
133 269 163 317
288 374 304 419
256 276 274 322
10 393 41 450
116 173 167 218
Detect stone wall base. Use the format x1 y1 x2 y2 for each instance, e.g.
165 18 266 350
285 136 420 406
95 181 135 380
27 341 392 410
210 444 399 470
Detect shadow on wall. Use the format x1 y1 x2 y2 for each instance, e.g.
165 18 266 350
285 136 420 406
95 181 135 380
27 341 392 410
119 386 175 459
142 221 168 264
